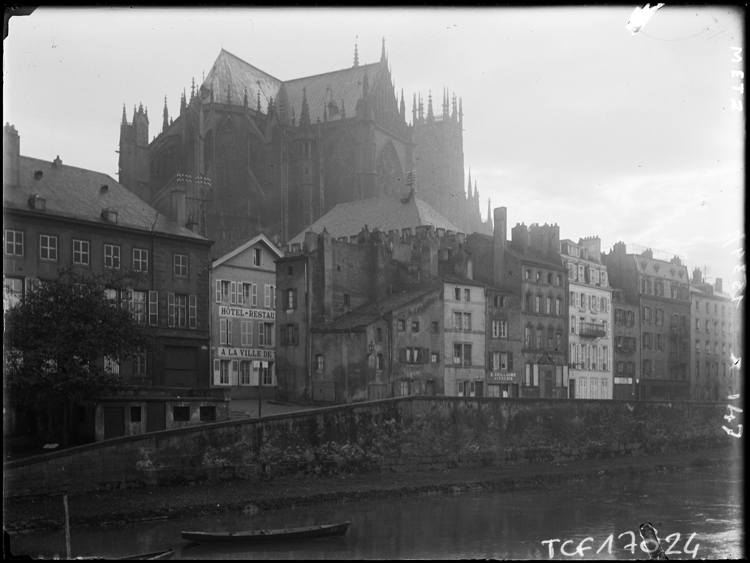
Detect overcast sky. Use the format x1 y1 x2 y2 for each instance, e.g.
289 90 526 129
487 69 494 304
4 6 745 294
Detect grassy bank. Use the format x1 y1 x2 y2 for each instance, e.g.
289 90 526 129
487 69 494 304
3 447 740 535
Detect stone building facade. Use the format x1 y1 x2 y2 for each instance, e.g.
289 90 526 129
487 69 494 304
466 208 569 399
561 237 614 400
611 288 640 400
209 234 284 399
602 244 691 400
689 269 736 400
3 124 218 442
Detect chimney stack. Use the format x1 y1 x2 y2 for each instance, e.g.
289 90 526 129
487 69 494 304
3 123 20 187
715 278 723 294
493 207 507 285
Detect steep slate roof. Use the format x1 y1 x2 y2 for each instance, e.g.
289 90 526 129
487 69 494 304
201 49 282 113
314 284 441 332
212 232 283 264
282 60 383 124
287 195 461 246
5 156 206 240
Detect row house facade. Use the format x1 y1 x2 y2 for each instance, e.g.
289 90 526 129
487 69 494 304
209 234 284 399
276 220 492 403
602 243 691 400
3 124 222 443
689 269 736 401
466 208 569 399
561 237 614 400
485 285 523 398
611 288 640 399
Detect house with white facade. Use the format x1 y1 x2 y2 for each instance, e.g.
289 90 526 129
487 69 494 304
210 234 284 399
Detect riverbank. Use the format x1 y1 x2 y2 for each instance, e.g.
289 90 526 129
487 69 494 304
3 447 740 535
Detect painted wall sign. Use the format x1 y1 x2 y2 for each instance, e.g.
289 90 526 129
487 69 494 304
489 371 520 383
217 347 275 359
219 305 275 320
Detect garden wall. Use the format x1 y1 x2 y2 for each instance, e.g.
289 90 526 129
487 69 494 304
3 397 733 496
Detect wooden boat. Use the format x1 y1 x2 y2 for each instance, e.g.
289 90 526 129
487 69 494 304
81 549 175 560
116 549 175 560
181 521 351 544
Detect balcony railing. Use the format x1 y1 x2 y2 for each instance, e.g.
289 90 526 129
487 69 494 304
579 322 606 338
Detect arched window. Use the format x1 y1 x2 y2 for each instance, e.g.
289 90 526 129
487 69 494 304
536 326 544 350
525 325 533 349
556 297 562 315
547 327 554 350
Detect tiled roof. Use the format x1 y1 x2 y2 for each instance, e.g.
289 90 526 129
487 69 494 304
287 195 461 246
314 284 441 332
201 49 282 113
212 233 283 264
283 60 383 124
5 156 207 241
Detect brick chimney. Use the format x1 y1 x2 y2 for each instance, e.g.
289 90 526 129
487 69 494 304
3 123 20 187
715 278 723 294
493 207 507 285
692 267 702 284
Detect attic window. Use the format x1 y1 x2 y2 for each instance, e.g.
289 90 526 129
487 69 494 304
34 170 43 180
101 208 118 223
27 194 46 210
101 184 109 192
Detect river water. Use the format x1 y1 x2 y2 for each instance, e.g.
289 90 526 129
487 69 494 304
9 465 743 560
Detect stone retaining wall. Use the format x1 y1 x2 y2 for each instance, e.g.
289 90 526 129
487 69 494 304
3 397 732 496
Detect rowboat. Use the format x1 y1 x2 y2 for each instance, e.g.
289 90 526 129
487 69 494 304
181 522 351 544
81 549 175 560
117 549 175 560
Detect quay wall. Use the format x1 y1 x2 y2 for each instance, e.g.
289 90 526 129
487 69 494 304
3 398 733 496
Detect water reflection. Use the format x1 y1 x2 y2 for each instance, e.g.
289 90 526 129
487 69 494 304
9 466 743 560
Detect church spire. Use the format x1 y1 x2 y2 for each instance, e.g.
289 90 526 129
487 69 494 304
121 103 127 125
381 37 386 61
487 198 492 225
467 168 472 196
459 97 463 123
191 77 195 101
353 36 359 67
400 89 405 119
162 96 169 132
452 93 457 120
300 87 310 128
427 91 434 121
412 93 417 125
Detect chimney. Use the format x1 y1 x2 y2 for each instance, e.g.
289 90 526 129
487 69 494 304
170 186 187 228
304 230 318 253
670 255 682 266
493 207 507 285
53 155 62 167
692 267 702 284
3 123 20 187
715 278 723 294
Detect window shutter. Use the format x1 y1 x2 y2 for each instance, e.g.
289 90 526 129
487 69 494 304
213 359 221 385
398 347 407 362
220 318 227 345
533 364 539 387
249 320 253 346
168 293 175 327
189 294 197 329
215 279 222 303
227 319 233 345
488 351 493 369
280 325 287 346
252 283 258 306
293 288 298 309
230 281 237 305
264 285 271 308
149 291 158 325
509 353 514 370
293 326 299 346
422 348 430 364
231 360 239 385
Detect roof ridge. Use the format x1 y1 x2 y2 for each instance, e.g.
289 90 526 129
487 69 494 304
207 49 283 85
285 60 382 84
20 155 114 179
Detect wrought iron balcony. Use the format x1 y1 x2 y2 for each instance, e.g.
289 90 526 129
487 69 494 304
579 322 606 338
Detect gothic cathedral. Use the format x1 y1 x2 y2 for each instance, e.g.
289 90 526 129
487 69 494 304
118 40 491 245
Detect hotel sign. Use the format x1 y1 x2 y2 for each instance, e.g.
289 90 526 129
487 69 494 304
489 371 521 383
217 347 276 359
219 306 275 320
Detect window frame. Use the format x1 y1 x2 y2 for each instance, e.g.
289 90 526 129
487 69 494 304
173 253 188 278
103 243 121 269
39 234 59 262
72 238 90 266
4 229 24 257
132 247 149 272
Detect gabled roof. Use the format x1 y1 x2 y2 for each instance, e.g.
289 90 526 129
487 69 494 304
4 156 207 241
287 194 461 246
201 49 282 113
212 233 284 266
313 284 442 332
283 60 383 124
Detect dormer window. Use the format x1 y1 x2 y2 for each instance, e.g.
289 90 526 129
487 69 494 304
101 208 118 223
28 194 46 210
